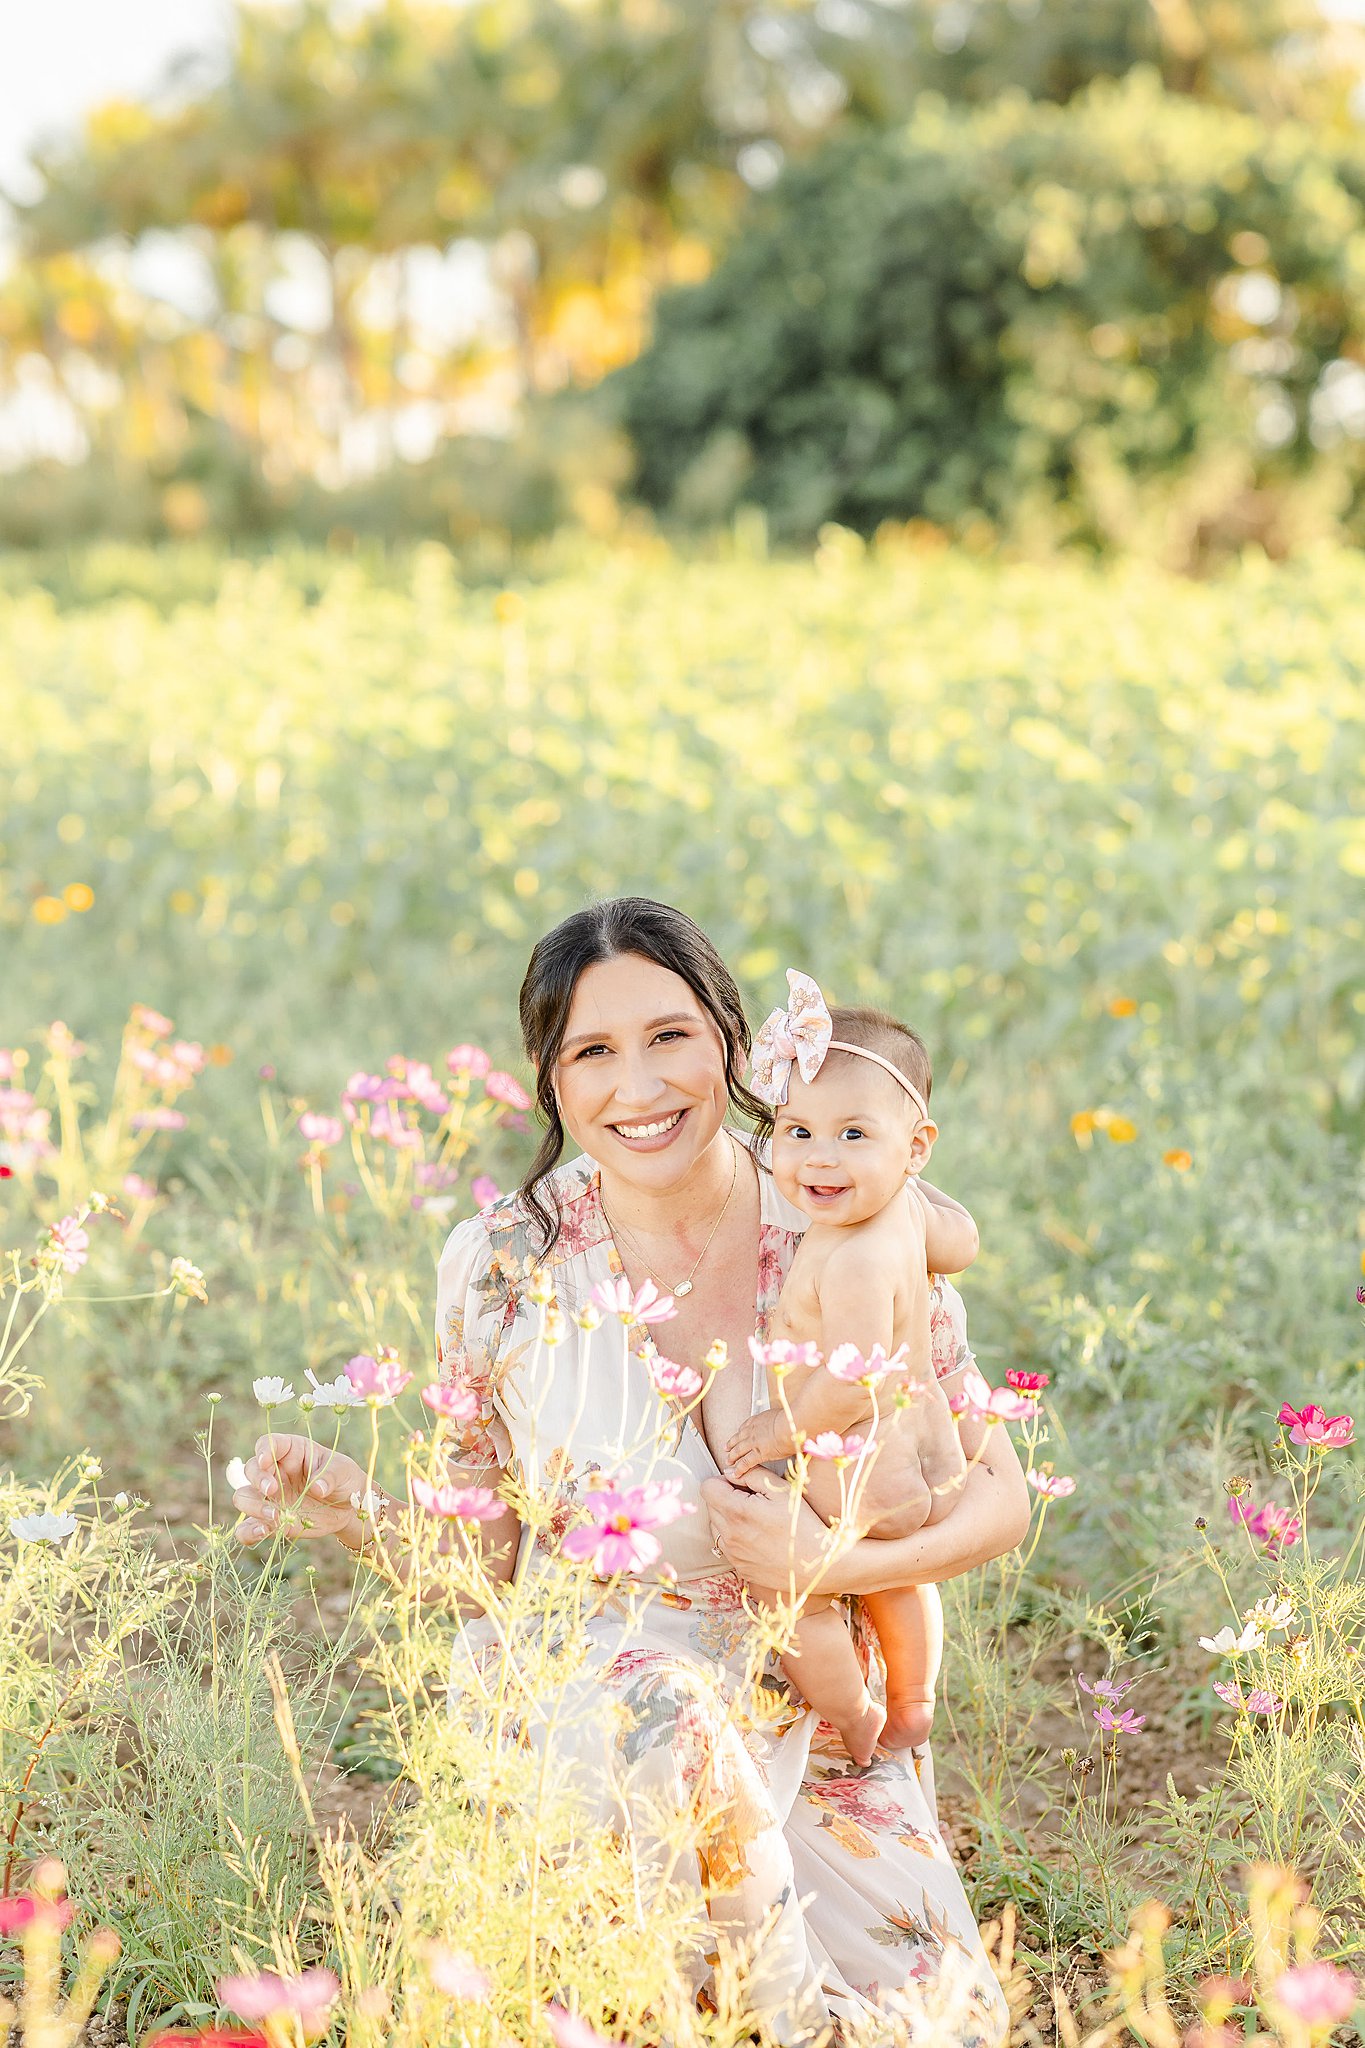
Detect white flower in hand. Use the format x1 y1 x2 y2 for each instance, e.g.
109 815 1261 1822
253 1376 295 1407
225 1456 248 1490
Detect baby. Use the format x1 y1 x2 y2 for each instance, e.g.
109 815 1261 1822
725 970 976 1766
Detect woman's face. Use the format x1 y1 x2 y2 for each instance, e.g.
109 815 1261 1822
553 953 730 1188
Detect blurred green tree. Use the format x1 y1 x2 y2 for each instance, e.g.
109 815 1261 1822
618 69 1365 561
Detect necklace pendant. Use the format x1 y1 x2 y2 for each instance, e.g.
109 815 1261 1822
674 1279 694 1297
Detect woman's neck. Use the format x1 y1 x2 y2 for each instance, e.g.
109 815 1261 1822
597 1127 739 1244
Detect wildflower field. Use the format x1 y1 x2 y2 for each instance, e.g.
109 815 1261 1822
0 533 1362 2046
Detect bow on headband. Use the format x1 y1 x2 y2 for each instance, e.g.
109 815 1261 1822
749 970 832 1107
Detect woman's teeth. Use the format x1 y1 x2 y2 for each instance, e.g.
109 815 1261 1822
615 1110 684 1139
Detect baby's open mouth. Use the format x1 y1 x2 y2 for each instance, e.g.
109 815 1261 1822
804 1183 850 1200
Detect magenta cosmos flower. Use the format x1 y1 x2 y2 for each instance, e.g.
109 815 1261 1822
410 1477 502 1522
825 1341 908 1383
1228 1496 1303 1553
803 1431 866 1461
590 1276 677 1326
470 1174 501 1207
217 1967 339 2038
748 1335 822 1372
0 1893 73 1934
648 1356 704 1401
298 1112 344 1147
561 1479 692 1576
345 1351 413 1403
1006 1369 1050 1395
1277 1401 1354 1449
1271 1961 1359 2028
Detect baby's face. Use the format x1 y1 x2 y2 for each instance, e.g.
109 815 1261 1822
771 1060 930 1228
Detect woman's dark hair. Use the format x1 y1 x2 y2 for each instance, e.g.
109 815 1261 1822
517 897 767 1251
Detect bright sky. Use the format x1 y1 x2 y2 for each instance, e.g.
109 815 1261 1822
0 0 234 200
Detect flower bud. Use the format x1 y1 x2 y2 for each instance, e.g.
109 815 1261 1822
1224 1475 1251 1498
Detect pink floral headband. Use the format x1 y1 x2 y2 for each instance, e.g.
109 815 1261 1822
749 969 930 1122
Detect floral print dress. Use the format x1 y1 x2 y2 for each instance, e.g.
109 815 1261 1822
434 1146 1007 2047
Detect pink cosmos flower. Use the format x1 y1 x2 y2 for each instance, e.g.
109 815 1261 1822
1077 1674 1136 1702
1270 1961 1359 2028
171 1040 206 1075
803 1432 866 1461
948 1369 1035 1422
0 1893 73 1934
1006 1369 1050 1395
484 1070 532 1110
0 1052 14 1080
130 1107 187 1131
417 1163 460 1190
217 1968 339 2038
561 1479 692 1576
590 1277 677 1327
648 1356 704 1401
428 1946 493 2001
421 1384 481 1425
410 1477 502 1522
470 1174 501 1208
298 1113 344 1147
1228 1496 1303 1554
1028 1471 1077 1498
345 1352 414 1403
446 1045 492 1079
1093 1705 1146 1733
132 1005 175 1037
49 1215 90 1273
1213 1680 1284 1714
545 2007 619 2048
122 1173 158 1202
341 1072 389 1122
1277 1401 1354 1450
749 1336 823 1372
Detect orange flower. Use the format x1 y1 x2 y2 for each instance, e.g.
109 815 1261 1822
1107 1117 1137 1143
208 1044 234 1066
1107 996 1138 1017
1070 1110 1097 1141
1163 1148 1193 1172
63 883 95 912
32 896 67 924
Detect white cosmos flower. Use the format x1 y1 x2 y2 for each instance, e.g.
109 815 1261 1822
10 1511 79 1545
304 1370 363 1410
225 1456 248 1491
1245 1596 1296 1632
253 1376 295 1407
1200 1621 1266 1655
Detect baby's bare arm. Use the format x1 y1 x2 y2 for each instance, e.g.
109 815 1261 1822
912 1179 979 1275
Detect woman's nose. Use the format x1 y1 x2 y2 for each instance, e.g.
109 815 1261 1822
612 1054 668 1110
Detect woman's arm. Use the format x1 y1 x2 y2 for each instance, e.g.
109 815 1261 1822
701 1408 1030 1600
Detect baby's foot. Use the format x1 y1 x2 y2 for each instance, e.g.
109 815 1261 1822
881 1690 936 1751
840 1697 887 1768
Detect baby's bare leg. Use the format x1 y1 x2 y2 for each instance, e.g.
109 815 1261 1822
746 1581 885 1767
862 1584 943 1749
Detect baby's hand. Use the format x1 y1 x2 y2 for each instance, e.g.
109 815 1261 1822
726 1408 797 1479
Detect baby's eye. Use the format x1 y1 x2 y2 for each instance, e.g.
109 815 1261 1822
784 1124 812 1142
840 1127 866 1141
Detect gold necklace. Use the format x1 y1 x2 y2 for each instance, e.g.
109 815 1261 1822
602 1134 740 1298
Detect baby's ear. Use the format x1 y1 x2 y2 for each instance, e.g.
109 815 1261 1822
908 1119 938 1174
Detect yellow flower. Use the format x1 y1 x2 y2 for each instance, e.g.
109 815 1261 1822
32 895 67 924
1107 1117 1138 1143
63 883 95 912
1163 1148 1192 1172
493 591 523 623
1070 1110 1097 1141
1107 996 1138 1017
208 1044 234 1066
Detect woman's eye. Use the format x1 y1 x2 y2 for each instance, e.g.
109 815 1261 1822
654 1029 687 1044
574 1044 610 1060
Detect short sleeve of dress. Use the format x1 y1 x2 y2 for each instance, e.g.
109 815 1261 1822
434 1214 515 1473
929 1275 976 1383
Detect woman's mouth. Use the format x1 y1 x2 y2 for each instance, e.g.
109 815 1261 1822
609 1107 689 1151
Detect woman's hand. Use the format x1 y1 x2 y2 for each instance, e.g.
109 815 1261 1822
701 1471 856 1599
233 1433 375 1548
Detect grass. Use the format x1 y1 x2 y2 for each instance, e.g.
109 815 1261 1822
0 532 1361 2041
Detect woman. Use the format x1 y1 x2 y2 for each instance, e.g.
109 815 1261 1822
235 898 1028 2043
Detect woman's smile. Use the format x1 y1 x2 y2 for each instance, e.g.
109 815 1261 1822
607 1106 691 1151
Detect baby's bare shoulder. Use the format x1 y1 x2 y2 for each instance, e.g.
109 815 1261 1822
816 1224 897 1290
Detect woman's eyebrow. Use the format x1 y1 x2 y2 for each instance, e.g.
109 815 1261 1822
560 1011 698 1052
